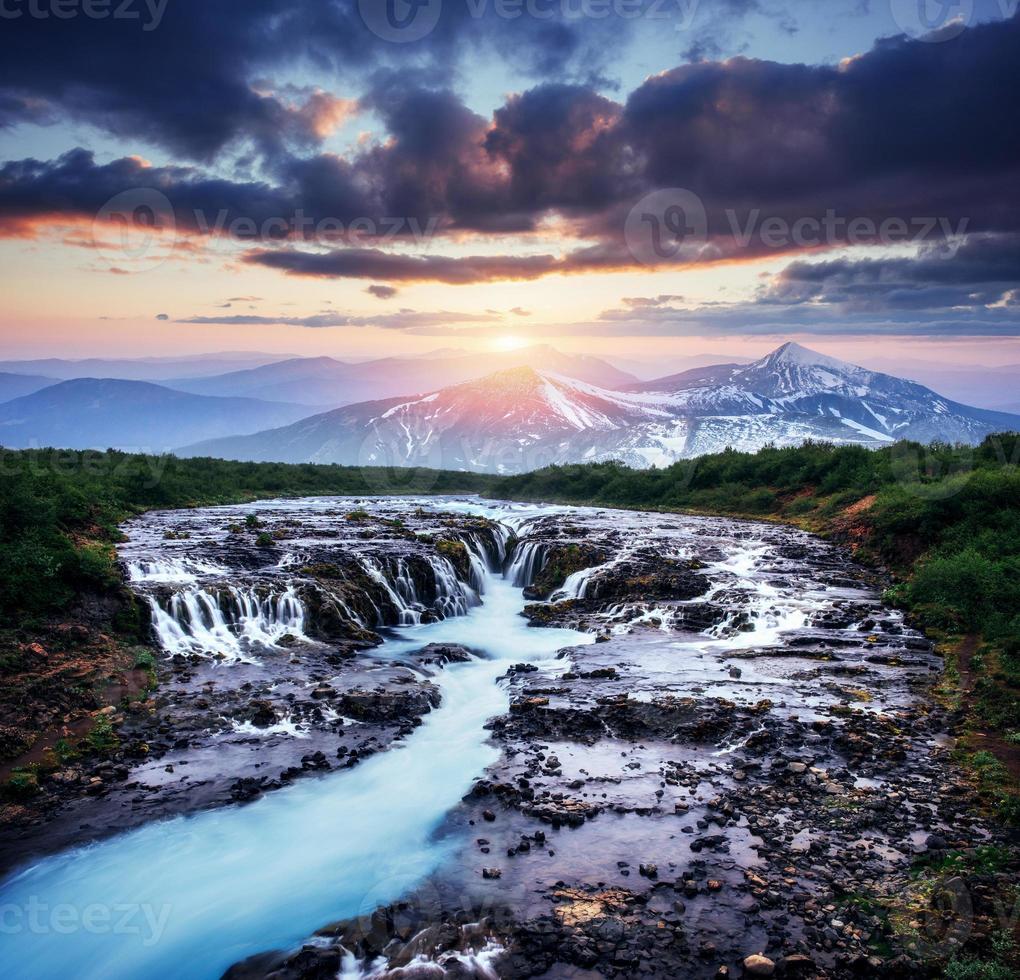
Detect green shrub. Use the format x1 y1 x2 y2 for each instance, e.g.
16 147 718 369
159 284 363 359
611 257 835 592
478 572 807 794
3 768 39 800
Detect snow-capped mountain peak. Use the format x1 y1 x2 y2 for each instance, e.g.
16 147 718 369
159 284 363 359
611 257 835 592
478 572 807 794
182 342 1020 473
761 341 853 371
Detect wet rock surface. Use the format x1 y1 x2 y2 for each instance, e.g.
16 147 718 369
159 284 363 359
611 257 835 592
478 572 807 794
3 498 1015 979
250 504 1015 979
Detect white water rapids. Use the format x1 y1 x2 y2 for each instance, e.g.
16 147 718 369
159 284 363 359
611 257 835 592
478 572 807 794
0 504 590 980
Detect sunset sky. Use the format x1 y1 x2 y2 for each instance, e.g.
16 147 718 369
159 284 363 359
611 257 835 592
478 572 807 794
1 0 1018 368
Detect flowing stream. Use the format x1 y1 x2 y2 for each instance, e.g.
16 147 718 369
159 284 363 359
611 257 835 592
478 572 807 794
0 497 936 980
0 503 590 980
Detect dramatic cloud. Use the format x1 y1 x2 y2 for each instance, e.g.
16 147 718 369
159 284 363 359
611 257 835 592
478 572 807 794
1 14 1018 292
241 242 644 284
763 234 1020 311
0 0 630 159
589 235 1020 336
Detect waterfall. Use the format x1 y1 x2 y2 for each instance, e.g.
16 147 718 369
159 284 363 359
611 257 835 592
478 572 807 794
505 539 546 588
462 532 494 592
490 523 512 565
361 556 422 626
554 562 605 600
360 550 483 626
147 586 307 662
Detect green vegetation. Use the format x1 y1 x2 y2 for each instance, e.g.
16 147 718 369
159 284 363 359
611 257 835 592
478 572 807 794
0 448 490 625
1 769 39 801
435 539 470 579
529 543 604 599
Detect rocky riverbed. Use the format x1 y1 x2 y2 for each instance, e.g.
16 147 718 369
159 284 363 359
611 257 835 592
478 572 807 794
0 497 1015 980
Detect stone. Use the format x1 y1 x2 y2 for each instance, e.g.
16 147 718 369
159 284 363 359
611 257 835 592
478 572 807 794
742 954 775 976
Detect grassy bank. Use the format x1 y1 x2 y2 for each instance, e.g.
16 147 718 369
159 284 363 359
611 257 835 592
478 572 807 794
491 434 1020 822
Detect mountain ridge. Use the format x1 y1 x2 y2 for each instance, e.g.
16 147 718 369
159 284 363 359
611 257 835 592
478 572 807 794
0 378 326 451
163 345 638 407
182 343 1020 472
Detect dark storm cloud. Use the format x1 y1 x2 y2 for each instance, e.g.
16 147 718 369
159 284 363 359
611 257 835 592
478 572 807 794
0 1 377 160
0 0 631 160
243 247 571 284
763 234 1020 311
0 14 1018 287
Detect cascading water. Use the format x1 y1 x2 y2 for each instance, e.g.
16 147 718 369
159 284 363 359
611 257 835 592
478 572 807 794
359 549 482 626
146 585 307 662
0 504 592 980
505 539 546 587
361 554 422 626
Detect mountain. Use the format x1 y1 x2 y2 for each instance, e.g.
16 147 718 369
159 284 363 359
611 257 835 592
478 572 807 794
182 367 663 470
855 358 1020 411
183 343 1020 473
164 345 638 407
0 372 57 404
0 379 323 452
0 352 294 382
623 342 1020 450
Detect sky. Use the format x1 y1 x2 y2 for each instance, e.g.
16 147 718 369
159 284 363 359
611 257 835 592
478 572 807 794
1 0 1019 368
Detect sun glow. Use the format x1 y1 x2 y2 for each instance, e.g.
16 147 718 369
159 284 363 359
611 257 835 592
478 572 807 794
492 334 528 351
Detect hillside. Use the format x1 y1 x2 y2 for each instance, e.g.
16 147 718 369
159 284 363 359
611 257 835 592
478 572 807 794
0 379 324 451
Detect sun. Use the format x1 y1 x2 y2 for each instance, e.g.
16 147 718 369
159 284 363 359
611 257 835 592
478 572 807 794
492 335 528 352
